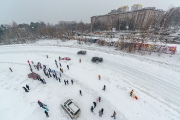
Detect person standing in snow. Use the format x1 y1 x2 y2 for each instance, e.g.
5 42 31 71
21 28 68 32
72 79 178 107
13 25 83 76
101 108 104 115
62 68 63 73
102 85 106 91
55 59 57 63
44 109 49 117
98 75 101 80
59 56 61 61
79 90 82 96
9 67 12 72
90 106 94 113
53 74 55 78
130 90 134 97
99 97 101 102
64 80 66 85
111 111 116 119
37 100 46 109
93 102 96 108
67 65 69 70
30 68 33 73
46 55 48 58
66 80 69 84
22 87 29 92
58 78 61 82
71 79 73 85
59 73 61 77
59 63 61 67
26 84 30 90
31 61 34 64
79 58 81 63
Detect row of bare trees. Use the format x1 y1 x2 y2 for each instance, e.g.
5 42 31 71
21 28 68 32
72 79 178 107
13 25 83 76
0 21 90 44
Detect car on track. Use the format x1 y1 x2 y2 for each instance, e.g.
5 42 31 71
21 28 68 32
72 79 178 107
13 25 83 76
61 99 81 119
77 50 86 55
91 57 103 62
61 57 71 60
28 72 40 80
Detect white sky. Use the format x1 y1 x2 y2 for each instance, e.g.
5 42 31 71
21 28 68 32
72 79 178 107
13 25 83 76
0 0 180 24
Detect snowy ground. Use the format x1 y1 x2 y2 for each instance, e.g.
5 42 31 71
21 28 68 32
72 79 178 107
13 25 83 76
0 39 180 120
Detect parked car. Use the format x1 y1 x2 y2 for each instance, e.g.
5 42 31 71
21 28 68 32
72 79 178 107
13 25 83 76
91 57 103 62
77 50 86 55
28 72 40 80
61 99 81 119
61 57 71 60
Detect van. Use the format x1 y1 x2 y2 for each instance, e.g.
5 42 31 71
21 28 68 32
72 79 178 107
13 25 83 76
61 99 81 119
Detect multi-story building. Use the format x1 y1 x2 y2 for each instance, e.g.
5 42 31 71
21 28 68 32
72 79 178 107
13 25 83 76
91 5 164 31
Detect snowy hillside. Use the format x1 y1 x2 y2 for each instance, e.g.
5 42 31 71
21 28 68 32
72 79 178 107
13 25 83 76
0 40 180 120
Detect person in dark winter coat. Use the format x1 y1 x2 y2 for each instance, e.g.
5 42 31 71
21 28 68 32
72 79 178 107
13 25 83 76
9 67 12 72
64 80 66 85
79 58 81 63
26 84 30 90
59 63 61 67
45 110 49 117
99 97 101 102
37 100 46 109
22 87 29 92
71 79 73 85
79 90 82 96
55 59 57 63
111 111 116 119
67 65 69 70
31 61 34 64
101 108 104 115
30 68 33 72
59 56 61 61
58 78 61 82
53 74 55 78
102 85 106 91
56 64 58 68
93 102 96 108
49 73 52 77
66 80 69 84
29 64 32 69
90 106 94 113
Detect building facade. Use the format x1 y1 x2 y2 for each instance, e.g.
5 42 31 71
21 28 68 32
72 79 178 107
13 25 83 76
91 5 164 32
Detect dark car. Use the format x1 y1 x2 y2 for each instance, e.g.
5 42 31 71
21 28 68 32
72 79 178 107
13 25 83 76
28 72 40 80
91 57 103 62
77 51 86 55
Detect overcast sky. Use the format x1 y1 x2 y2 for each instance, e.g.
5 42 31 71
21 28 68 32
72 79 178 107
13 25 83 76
0 0 179 24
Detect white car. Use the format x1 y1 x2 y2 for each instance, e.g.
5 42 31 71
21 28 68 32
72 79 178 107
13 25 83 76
61 99 81 119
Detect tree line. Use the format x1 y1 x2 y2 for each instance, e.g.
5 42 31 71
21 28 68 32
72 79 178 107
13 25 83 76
0 21 90 44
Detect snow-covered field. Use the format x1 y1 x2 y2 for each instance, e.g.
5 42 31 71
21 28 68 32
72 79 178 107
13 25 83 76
0 40 180 120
